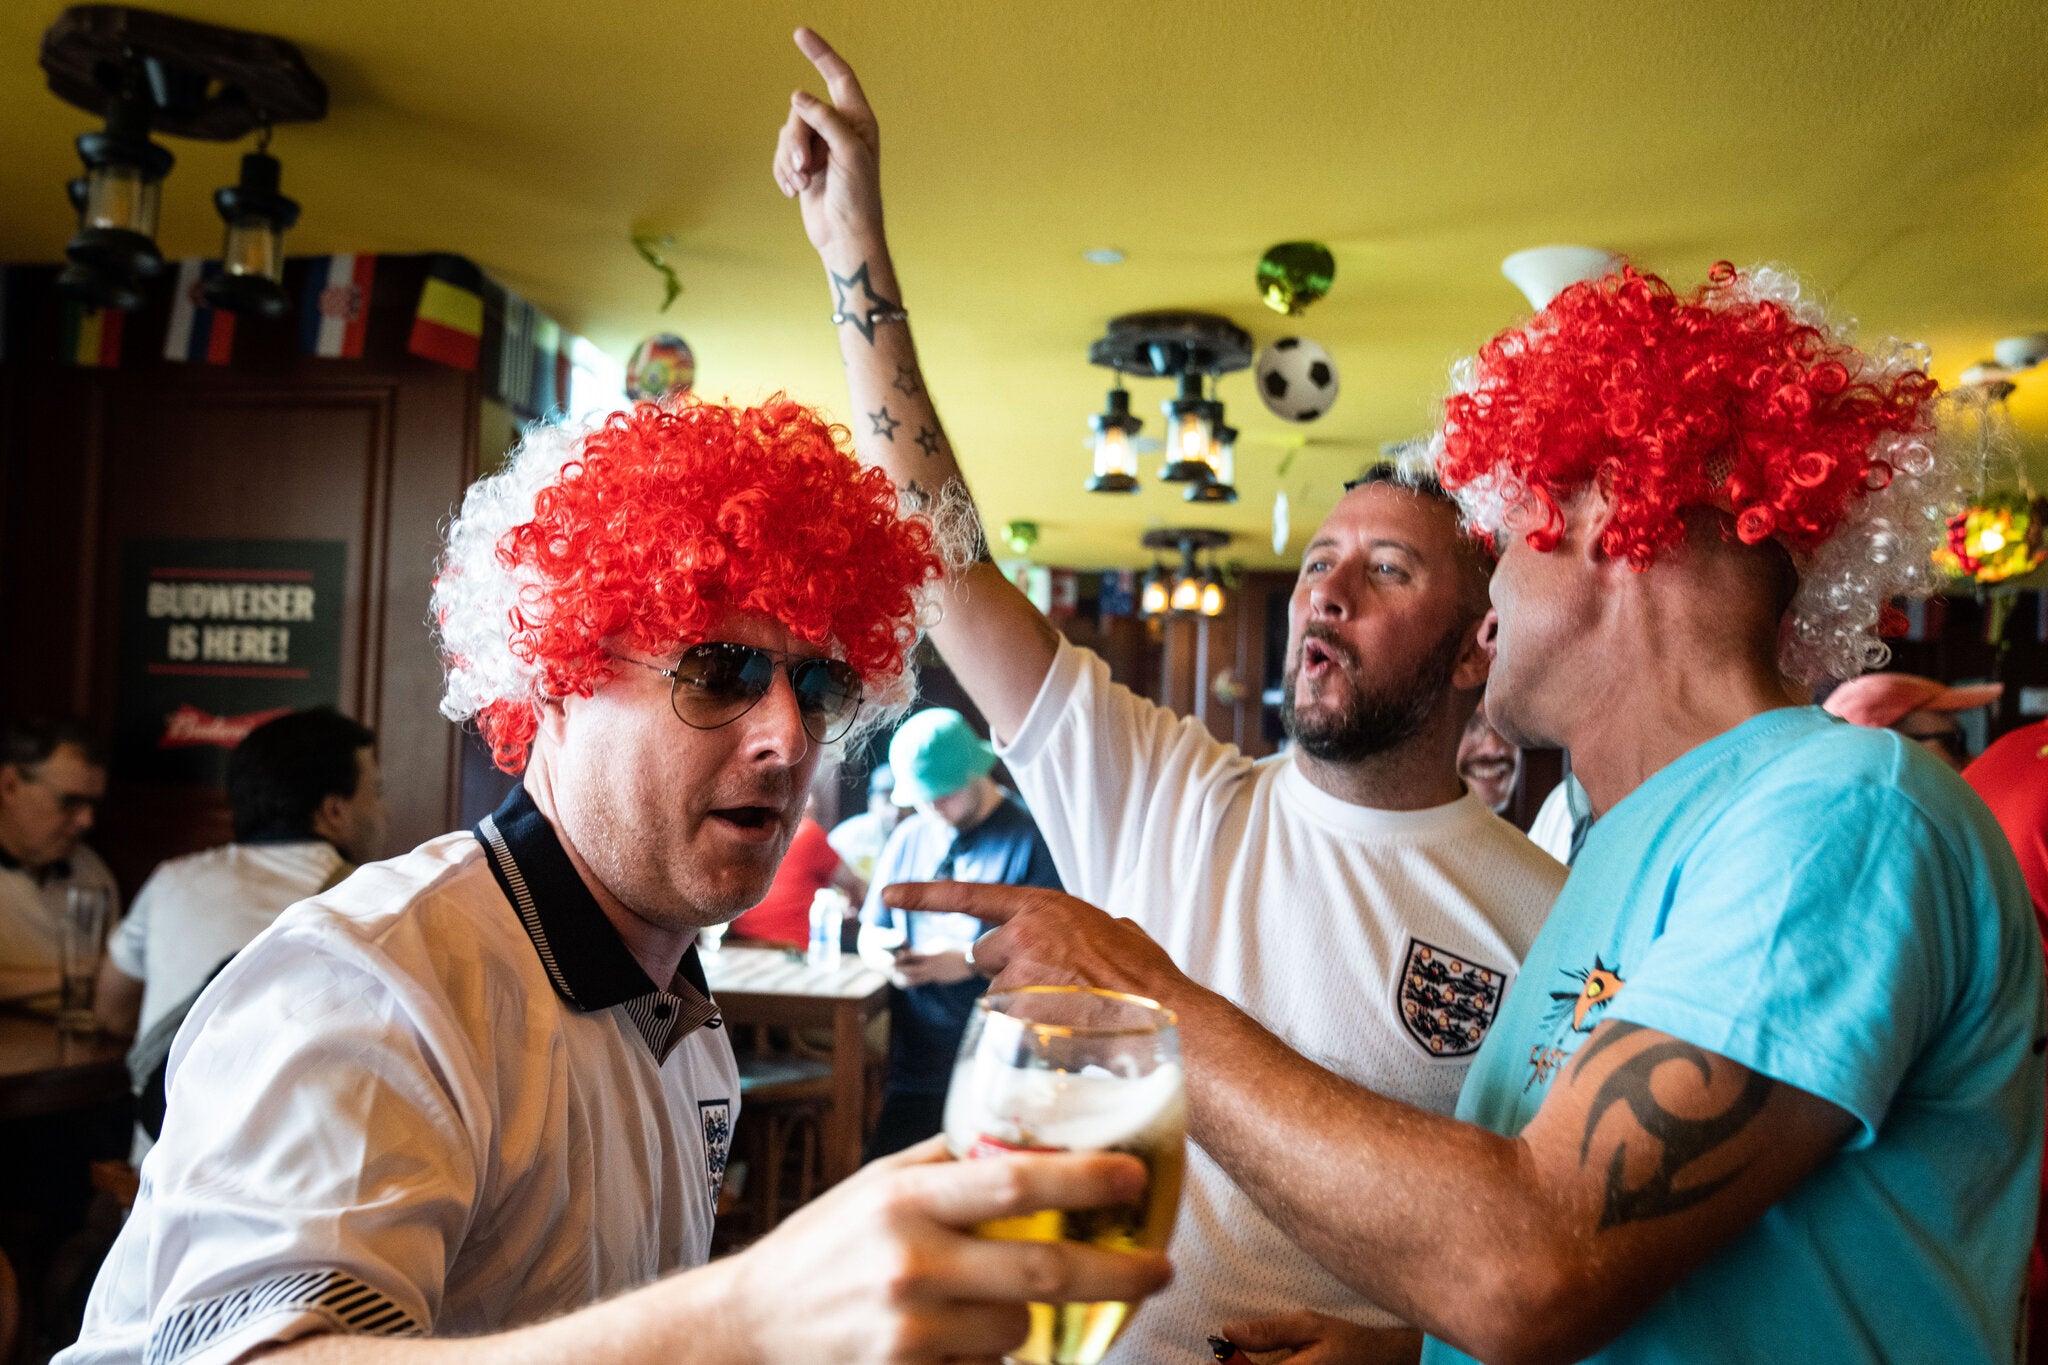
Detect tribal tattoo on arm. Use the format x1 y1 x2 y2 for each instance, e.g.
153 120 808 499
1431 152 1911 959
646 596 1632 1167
1567 1022 1776 1231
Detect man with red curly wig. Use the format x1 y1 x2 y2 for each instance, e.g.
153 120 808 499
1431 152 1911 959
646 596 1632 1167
60 399 1169 1365
893 264 2043 1365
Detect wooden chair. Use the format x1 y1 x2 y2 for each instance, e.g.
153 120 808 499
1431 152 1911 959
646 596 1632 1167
730 1026 835 1238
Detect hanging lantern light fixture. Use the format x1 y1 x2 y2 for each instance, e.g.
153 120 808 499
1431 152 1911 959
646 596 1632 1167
202 124 300 317
1160 374 1219 483
1138 526 1230 617
1085 377 1144 493
1186 418 1239 503
1139 559 1170 616
1168 539 1203 613
57 70 173 311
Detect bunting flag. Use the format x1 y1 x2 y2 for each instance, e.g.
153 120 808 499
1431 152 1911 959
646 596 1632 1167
555 346 575 415
299 254 378 358
61 300 125 367
530 315 562 414
408 254 484 370
495 292 537 412
164 260 237 364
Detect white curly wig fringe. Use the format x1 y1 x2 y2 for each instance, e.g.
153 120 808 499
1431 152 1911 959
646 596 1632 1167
430 412 981 756
1430 265 1971 685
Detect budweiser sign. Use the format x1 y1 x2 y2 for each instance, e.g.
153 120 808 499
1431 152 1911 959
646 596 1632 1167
157 704 293 750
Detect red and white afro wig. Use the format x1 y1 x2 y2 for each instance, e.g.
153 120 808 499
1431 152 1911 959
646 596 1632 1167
435 397 947 772
1435 262 1965 682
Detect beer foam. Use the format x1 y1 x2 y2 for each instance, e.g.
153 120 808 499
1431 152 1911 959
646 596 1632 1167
946 1062 1185 1154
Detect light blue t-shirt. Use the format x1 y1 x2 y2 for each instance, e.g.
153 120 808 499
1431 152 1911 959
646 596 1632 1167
1426 707 2044 1365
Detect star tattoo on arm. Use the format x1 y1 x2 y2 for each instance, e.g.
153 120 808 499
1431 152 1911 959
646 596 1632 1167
870 407 901 440
892 365 923 398
829 263 901 344
896 479 931 513
914 425 943 458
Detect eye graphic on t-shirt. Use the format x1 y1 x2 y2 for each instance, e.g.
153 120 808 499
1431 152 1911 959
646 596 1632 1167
1548 955 1626 1035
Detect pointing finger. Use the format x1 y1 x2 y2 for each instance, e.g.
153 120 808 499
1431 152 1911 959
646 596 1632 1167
883 881 1057 924
794 26 874 119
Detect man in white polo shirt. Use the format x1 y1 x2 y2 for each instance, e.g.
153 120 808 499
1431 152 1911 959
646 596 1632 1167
60 398 1168 1365
774 30 1565 1362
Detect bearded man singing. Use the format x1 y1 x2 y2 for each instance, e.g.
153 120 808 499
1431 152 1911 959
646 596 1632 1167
772 31 1565 1361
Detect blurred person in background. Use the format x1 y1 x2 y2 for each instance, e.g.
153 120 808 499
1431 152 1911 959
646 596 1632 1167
858 707 1059 1157
98 706 387 1152
1454 712 1522 815
828 764 905 885
1524 770 1591 866
0 715 117 983
1820 671 2002 771
1965 716 2048 1362
727 791 865 947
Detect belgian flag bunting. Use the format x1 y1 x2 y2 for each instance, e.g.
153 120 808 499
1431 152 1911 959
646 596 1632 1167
408 254 484 370
61 299 125 367
164 260 236 364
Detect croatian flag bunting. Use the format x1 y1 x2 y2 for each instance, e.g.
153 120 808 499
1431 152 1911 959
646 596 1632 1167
299 254 378 359
163 260 236 364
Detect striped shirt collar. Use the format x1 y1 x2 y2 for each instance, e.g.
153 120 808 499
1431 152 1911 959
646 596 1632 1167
474 784 719 1063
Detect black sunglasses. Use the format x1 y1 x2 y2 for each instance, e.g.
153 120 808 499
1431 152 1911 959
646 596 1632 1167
615 643 864 744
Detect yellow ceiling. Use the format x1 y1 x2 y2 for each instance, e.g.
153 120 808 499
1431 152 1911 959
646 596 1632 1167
4 0 2047 569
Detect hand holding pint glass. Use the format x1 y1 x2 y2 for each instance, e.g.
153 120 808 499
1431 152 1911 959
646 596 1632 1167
946 986 1187 1365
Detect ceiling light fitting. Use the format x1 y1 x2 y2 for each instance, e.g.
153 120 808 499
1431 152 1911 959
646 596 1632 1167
40 6 327 316
1086 380 1143 493
58 70 173 310
1084 312 1251 498
1138 527 1231 618
1500 245 1623 312
203 127 300 318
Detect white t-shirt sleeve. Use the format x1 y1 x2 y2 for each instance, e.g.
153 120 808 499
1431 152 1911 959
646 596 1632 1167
996 637 1246 906
106 872 154 980
93 930 478 1365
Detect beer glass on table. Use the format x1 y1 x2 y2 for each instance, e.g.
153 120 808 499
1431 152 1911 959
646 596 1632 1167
59 886 110 1032
944 986 1186 1365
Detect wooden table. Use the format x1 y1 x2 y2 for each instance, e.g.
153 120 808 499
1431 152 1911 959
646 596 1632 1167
0 1011 130 1122
703 946 888 1185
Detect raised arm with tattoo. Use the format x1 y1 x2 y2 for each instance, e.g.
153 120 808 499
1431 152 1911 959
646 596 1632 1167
773 28 1058 740
880 881 1857 1365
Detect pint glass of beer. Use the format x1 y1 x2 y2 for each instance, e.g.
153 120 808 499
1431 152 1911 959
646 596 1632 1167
944 986 1186 1365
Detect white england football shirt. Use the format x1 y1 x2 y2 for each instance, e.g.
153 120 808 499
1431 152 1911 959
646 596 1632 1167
999 640 1566 1364
60 786 737 1365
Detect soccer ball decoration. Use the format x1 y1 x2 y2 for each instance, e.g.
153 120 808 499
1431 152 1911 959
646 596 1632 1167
626 332 695 402
1255 337 1339 423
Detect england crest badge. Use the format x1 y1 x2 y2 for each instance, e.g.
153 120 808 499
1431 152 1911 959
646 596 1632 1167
699 1098 733 1206
1395 938 1508 1059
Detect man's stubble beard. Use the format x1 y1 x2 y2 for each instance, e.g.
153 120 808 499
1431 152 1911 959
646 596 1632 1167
1282 620 1469 764
572 776 788 933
